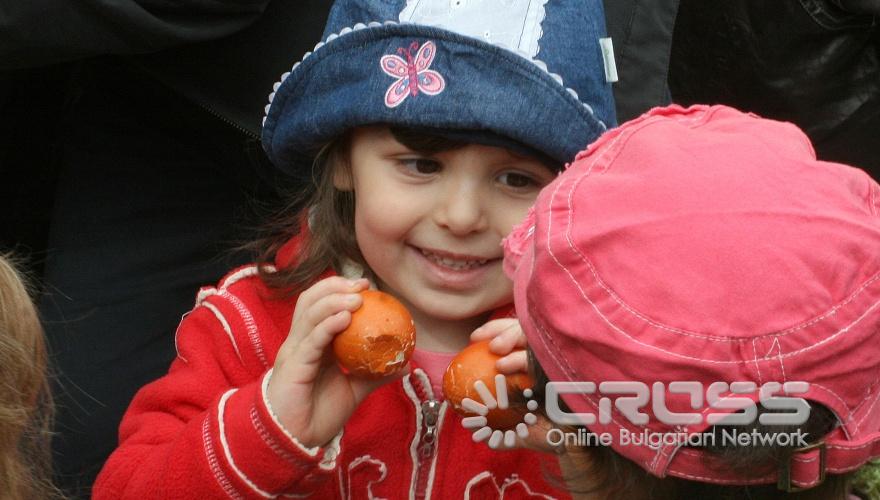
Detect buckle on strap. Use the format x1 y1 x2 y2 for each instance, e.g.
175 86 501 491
777 441 827 492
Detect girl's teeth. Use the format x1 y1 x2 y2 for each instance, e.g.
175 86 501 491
420 250 488 270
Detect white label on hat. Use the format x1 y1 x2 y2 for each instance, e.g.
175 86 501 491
599 37 618 83
399 0 548 58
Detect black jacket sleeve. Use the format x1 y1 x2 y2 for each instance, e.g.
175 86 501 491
0 0 271 69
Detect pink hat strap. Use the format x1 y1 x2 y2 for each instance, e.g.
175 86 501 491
657 429 880 491
785 431 880 491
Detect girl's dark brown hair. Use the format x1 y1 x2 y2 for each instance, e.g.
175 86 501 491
528 351 856 499
251 127 477 295
0 255 62 500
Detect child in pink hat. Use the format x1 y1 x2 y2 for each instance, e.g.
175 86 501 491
480 104 880 498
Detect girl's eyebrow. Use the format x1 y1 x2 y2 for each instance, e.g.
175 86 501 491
504 149 531 161
495 147 558 171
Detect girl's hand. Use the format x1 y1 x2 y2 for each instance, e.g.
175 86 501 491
266 277 407 449
470 318 528 375
470 318 560 453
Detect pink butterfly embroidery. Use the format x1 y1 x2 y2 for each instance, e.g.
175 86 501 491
380 41 446 108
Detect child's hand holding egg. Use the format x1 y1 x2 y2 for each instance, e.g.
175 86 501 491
332 290 415 378
443 338 534 430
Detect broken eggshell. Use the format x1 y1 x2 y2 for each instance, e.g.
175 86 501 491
332 290 415 379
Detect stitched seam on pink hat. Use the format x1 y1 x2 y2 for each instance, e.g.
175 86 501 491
534 165 595 381
781 299 880 360
870 178 878 216
528 314 663 471
750 339 764 384
765 338 786 382
570 104 715 164
850 379 880 418
543 149 880 363
529 104 880 484
542 257 880 364
827 440 880 452
666 454 783 485
565 215 880 341
650 444 673 474
853 391 880 434
805 383 853 423
582 111 709 177
527 314 631 433
666 468 775 486
566 161 880 341
558 108 880 344
774 273 880 337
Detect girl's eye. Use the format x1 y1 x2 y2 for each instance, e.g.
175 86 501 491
498 172 539 189
400 158 441 175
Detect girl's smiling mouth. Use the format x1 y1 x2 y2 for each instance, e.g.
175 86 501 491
408 244 500 287
417 246 491 270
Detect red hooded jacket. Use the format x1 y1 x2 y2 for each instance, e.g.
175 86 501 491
93 247 570 499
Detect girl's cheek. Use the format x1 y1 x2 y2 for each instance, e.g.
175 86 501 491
495 200 536 237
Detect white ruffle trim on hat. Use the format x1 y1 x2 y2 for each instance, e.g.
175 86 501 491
262 20 603 130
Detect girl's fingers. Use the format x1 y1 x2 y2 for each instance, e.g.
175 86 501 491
294 277 368 318
274 308 352 388
471 319 529 374
495 350 528 375
299 291 363 334
470 317 519 342
295 309 353 367
290 277 368 338
487 322 526 356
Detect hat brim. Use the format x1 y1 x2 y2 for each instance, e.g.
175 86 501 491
262 23 610 178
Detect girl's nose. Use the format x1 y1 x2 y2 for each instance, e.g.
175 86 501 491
433 181 489 235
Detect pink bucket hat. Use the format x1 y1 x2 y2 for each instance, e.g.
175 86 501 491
504 104 880 489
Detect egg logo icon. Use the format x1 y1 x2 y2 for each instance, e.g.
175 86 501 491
459 375 539 449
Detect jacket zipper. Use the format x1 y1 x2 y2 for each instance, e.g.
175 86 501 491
412 374 441 499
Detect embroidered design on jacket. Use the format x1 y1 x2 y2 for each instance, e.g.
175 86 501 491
464 471 557 499
380 41 446 108
344 455 388 499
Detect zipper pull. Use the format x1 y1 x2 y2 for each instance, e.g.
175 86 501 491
419 400 441 458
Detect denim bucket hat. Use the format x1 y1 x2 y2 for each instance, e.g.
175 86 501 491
261 0 617 177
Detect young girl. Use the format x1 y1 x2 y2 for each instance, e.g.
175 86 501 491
487 105 880 498
94 0 616 497
0 255 59 500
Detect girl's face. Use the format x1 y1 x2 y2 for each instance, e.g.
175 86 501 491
337 126 555 324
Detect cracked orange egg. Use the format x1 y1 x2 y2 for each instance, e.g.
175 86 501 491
332 290 415 378
443 340 534 429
